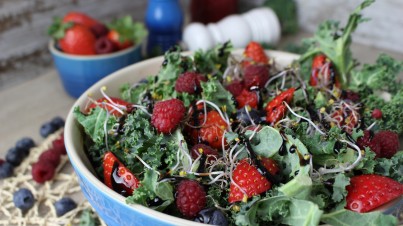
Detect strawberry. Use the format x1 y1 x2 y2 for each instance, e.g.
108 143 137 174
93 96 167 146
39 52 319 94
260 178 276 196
242 41 269 67
175 71 206 94
310 54 340 88
265 88 295 125
228 159 272 203
107 30 133 50
151 99 186 134
59 24 96 55
235 89 259 109
346 174 403 213
86 97 131 117
243 64 269 89
225 79 244 97
103 151 140 196
62 11 100 28
198 110 229 149
260 157 280 176
372 130 400 158
106 16 146 50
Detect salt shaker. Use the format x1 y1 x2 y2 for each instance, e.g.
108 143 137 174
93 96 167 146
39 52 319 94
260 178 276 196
183 7 281 51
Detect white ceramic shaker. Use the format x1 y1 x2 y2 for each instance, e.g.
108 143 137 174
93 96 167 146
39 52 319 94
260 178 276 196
183 7 281 51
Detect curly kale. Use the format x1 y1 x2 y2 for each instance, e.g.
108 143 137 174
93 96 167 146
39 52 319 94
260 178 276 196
361 89 403 135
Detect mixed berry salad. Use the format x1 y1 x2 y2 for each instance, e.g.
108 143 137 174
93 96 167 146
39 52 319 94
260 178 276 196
74 1 402 225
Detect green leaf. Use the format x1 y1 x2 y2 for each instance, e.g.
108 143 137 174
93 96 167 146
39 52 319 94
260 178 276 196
74 107 117 144
331 173 350 203
201 78 236 114
79 208 101 226
246 126 283 158
279 165 312 200
193 41 233 77
321 209 398 226
47 17 73 40
281 199 323 226
108 15 147 44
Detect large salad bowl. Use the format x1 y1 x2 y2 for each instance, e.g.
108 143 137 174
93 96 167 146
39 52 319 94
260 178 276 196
64 50 299 226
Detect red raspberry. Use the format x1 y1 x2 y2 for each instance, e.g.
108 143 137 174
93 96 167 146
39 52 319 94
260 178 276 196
151 99 186 134
52 135 66 155
225 79 244 97
372 130 400 158
38 149 61 167
371 109 382 119
190 143 219 164
243 64 269 89
176 180 206 218
175 72 206 94
31 162 56 183
235 89 259 109
357 130 381 157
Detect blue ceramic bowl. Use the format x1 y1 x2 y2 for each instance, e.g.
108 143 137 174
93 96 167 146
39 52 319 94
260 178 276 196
49 40 143 98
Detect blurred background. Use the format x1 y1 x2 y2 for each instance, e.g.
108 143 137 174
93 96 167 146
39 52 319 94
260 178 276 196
0 0 402 91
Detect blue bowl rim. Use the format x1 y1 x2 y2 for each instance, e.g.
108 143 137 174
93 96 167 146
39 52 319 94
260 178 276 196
48 39 142 61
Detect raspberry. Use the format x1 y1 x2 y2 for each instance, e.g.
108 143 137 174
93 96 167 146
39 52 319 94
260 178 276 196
95 36 118 54
31 162 56 183
372 130 400 158
235 89 259 109
52 135 67 155
371 109 382 119
357 130 381 156
38 149 61 167
342 90 360 102
176 180 206 218
243 64 269 89
151 99 186 134
225 79 244 97
175 72 206 94
190 144 219 164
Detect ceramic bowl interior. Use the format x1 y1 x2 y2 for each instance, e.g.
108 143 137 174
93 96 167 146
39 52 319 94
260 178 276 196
64 50 302 226
49 40 143 98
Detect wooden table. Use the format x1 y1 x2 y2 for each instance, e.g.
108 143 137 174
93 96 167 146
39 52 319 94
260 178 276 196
0 70 76 153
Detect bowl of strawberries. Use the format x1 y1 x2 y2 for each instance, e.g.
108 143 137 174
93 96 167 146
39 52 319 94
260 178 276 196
48 11 147 98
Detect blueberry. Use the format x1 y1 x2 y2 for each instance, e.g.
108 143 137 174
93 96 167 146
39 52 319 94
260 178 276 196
40 122 57 138
54 197 77 216
6 146 27 166
195 208 228 226
50 116 65 130
16 137 35 155
0 160 14 178
13 188 35 211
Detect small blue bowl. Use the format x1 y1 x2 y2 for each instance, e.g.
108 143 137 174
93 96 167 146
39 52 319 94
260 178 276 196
49 40 143 98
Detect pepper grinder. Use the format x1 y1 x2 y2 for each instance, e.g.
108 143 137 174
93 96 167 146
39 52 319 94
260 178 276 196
183 7 281 51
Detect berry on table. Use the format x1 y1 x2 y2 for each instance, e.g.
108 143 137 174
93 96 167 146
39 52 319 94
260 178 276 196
13 188 35 211
31 162 56 183
38 149 61 167
50 116 65 129
176 180 207 218
6 146 28 166
0 159 14 179
52 134 67 155
15 137 36 155
54 197 77 217
40 122 58 138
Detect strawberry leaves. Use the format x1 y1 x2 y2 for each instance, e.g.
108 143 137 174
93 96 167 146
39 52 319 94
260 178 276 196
48 17 74 40
107 16 147 45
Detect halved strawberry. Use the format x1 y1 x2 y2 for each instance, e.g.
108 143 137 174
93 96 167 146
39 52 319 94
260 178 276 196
310 54 340 88
62 11 100 28
346 174 403 213
86 97 130 117
103 151 140 196
235 89 259 109
229 159 272 203
242 41 269 67
198 110 229 149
